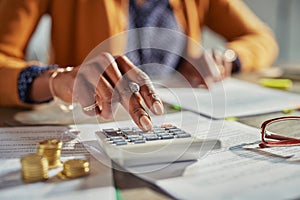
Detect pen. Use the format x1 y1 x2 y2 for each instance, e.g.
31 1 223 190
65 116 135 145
171 104 181 111
115 188 123 200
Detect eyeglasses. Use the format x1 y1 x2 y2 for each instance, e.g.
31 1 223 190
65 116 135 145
260 116 300 148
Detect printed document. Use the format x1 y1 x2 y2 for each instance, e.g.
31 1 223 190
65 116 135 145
156 78 300 118
0 126 115 200
124 116 300 200
72 111 300 200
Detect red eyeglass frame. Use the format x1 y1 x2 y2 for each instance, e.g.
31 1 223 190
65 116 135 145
259 116 300 148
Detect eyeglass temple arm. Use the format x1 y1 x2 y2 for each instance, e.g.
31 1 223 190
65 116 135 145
265 132 300 141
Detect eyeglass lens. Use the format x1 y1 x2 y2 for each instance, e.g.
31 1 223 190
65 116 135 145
264 118 300 142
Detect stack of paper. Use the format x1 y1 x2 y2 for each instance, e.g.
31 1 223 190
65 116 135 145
156 78 300 118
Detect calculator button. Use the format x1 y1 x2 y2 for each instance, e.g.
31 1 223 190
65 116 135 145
103 129 121 137
129 136 145 143
114 141 128 145
108 136 124 140
111 137 126 142
144 134 159 141
164 126 178 130
126 135 141 140
171 130 186 135
103 128 115 132
133 139 146 144
176 133 191 138
142 133 156 137
119 127 131 131
153 130 166 134
135 130 146 135
122 130 138 136
161 134 174 139
156 132 169 136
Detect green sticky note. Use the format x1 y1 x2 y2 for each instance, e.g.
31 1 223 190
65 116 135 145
259 78 292 90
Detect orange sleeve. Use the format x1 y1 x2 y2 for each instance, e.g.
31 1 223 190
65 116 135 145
0 0 49 106
204 0 279 72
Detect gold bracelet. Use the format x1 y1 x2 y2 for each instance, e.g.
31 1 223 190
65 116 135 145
49 67 74 113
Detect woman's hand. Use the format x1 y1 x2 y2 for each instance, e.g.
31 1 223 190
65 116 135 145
49 53 164 131
177 50 233 88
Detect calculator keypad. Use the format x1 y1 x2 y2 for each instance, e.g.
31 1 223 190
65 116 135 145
101 126 191 145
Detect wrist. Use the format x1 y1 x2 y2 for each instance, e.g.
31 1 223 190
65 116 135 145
18 65 58 104
49 66 75 112
29 69 57 103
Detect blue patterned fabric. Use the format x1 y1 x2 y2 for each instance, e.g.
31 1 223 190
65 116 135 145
18 65 58 103
126 0 185 77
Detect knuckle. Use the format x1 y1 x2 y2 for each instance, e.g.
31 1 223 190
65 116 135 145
148 93 160 101
117 55 130 63
132 107 146 116
98 52 115 68
99 52 114 60
102 96 112 105
136 71 151 85
119 87 132 99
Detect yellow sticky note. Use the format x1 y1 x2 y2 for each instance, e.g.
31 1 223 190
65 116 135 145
259 78 292 90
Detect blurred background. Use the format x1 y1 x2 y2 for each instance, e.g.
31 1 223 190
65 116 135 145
26 0 300 68
203 0 300 67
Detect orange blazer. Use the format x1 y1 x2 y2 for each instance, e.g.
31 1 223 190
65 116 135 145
0 0 278 107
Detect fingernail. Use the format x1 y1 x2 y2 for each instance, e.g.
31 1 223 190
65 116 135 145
153 101 164 115
140 115 152 131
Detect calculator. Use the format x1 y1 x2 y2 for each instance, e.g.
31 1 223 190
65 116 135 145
95 125 221 166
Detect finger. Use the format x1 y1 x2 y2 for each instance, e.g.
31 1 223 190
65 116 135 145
95 76 117 120
112 74 152 131
115 55 164 115
81 52 121 87
81 53 152 129
184 59 207 88
73 73 100 116
221 56 233 78
193 53 218 88
212 50 225 79
223 61 232 78
122 90 152 131
77 53 122 118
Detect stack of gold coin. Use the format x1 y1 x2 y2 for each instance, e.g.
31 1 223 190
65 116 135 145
37 139 62 168
21 154 48 183
59 159 90 179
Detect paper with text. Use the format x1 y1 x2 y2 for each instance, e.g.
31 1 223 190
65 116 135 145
153 122 300 199
156 78 300 118
0 126 115 200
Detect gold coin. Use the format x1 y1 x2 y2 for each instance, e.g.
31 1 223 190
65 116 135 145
64 159 89 168
38 139 62 149
37 139 63 168
58 159 90 179
57 171 68 180
20 154 48 183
